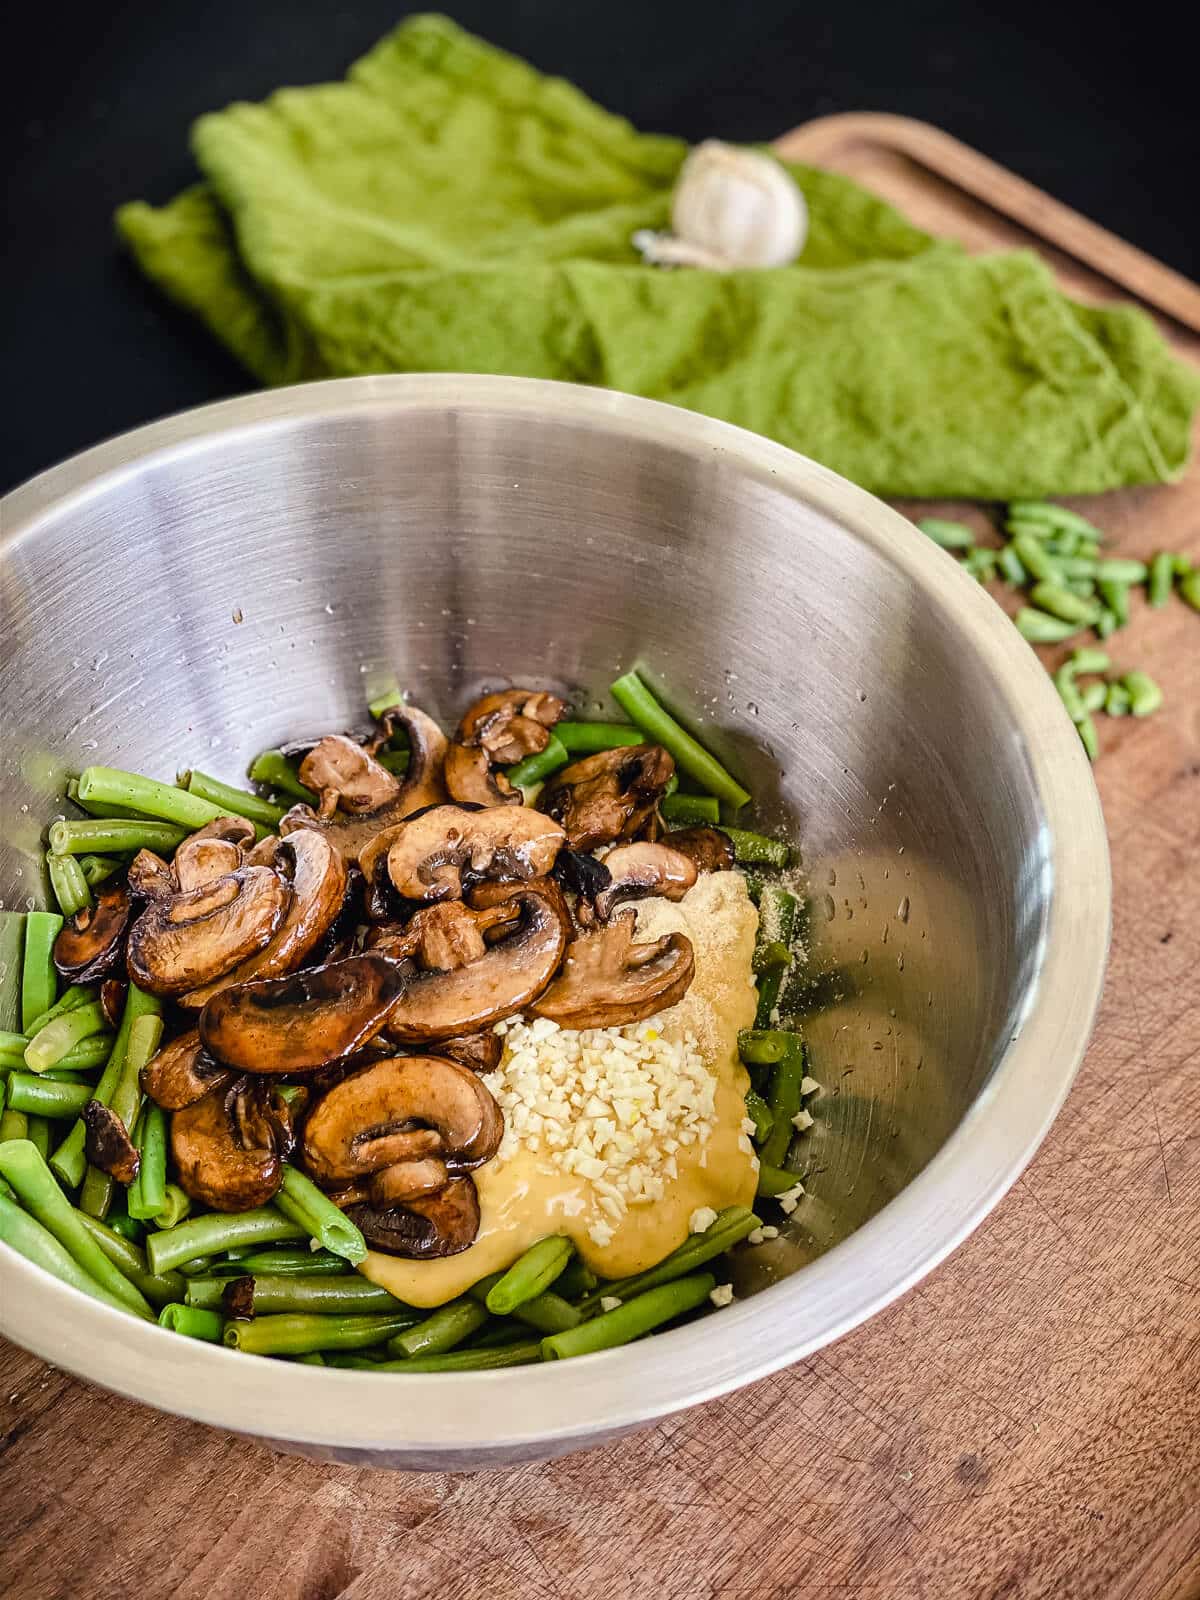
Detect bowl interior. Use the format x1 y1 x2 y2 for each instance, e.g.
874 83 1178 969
0 377 1106 1459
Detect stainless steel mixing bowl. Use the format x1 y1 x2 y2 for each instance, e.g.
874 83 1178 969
0 375 1109 1468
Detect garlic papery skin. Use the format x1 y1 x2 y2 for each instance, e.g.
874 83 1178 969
635 141 807 271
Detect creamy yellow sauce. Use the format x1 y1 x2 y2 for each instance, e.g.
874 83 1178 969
361 872 759 1306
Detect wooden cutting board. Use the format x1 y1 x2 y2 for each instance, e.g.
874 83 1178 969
1 116 1197 1600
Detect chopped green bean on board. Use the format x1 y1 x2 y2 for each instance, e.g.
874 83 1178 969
917 518 974 549
1123 671 1163 718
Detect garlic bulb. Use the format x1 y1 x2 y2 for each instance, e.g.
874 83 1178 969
634 141 807 271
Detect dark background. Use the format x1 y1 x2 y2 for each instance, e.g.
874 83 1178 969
3 1 1197 493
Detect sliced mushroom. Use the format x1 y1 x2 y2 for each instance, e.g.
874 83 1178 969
174 837 243 894
53 883 131 983
199 954 406 1075
187 815 257 849
663 825 735 874
443 741 520 807
100 978 127 1029
436 1031 503 1075
456 689 566 764
343 1175 481 1259
383 805 565 903
530 912 694 1029
386 888 567 1042
300 734 401 817
126 866 290 997
369 1158 450 1206
553 848 613 903
140 1028 234 1110
82 1101 140 1186
180 829 348 1008
279 706 448 863
170 1079 283 1211
468 874 574 945
128 850 176 901
539 745 675 851
303 1055 502 1188
592 842 698 920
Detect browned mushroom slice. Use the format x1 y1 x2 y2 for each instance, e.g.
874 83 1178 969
369 1158 450 1206
456 688 566 764
384 805 565 903
187 815 257 849
592 842 698 921
662 825 735 874
174 837 243 894
140 1028 233 1111
82 1101 140 1186
170 1079 283 1211
443 741 521 807
279 706 448 863
53 883 131 983
303 1055 502 1188
300 734 401 816
100 978 127 1029
436 1031 503 1075
530 913 695 1029
539 745 675 851
386 889 567 1042
468 874 575 945
127 850 176 901
126 866 290 997
180 829 348 1008
199 954 405 1075
344 1175 480 1259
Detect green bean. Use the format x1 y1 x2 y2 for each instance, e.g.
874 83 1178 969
1175 555 1194 577
554 722 643 753
0 1140 153 1317
0 1190 146 1317
1076 716 1099 762
0 912 26 1034
504 735 569 793
554 1259 599 1299
724 829 790 869
0 1108 28 1143
1078 681 1107 715
1094 609 1117 640
1006 502 1104 540
147 1207 306 1275
293 1352 327 1366
79 855 121 889
75 766 241 833
53 1036 113 1072
740 1087 773 1142
160 1305 225 1341
544 1274 716 1360
76 1213 186 1306
79 998 162 1219
738 1028 792 1064
27 1116 51 1162
23 1001 107 1073
181 1276 226 1309
1029 582 1100 626
21 913 62 1033
153 1184 192 1229
752 940 790 974
0 1030 27 1055
208 1273 408 1316
4 1074 91 1118
756 1162 804 1198
48 819 188 857
390 1298 490 1357
742 874 764 904
26 984 95 1038
1053 666 1087 723
962 548 996 583
916 518 974 550
760 1038 807 1168
276 1164 367 1265
996 545 1027 587
1122 671 1163 718
337 1342 545 1372
754 886 797 1027
180 770 283 829
468 1279 582 1335
579 1206 759 1309
1181 571 1200 611
1094 557 1149 585
1104 683 1130 717
1014 608 1084 644
661 793 721 826
1010 534 1058 582
1068 648 1111 676
247 750 317 804
67 778 142 820
486 1236 573 1314
1147 551 1175 608
224 1312 418 1357
47 854 92 918
127 1102 167 1220
610 671 751 811
224 1246 351 1277
107 1210 145 1244
1054 555 1100 579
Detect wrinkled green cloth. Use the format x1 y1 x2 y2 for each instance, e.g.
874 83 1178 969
117 14 1198 498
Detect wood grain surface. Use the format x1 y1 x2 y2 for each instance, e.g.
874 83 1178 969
2 120 1198 1600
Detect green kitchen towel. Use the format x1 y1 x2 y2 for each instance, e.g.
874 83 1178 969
117 13 1198 499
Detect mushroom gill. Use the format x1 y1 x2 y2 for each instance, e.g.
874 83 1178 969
538 744 675 851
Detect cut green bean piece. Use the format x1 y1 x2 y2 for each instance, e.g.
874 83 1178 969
1122 671 1163 718
738 1028 794 1064
128 1102 167 1220
0 1140 153 1317
1078 681 1107 715
0 1109 29 1143
5 1074 92 1117
661 793 721 826
554 722 643 753
1054 555 1100 579
610 671 751 811
1069 648 1111 676
341 1341 545 1372
79 855 121 888
228 1247 351 1277
1181 571 1200 612
23 1001 107 1073
486 1236 573 1314
723 828 790 869
579 1206 759 1308
1147 551 1175 608
1104 683 1130 717
153 1184 192 1230
1094 609 1117 640
47 854 92 918
996 545 1027 587
21 913 62 1033
963 548 996 583
106 1210 144 1243
391 1298 490 1357
760 1038 807 1168
1029 582 1100 626
1015 609 1084 644
147 1207 307 1275
1094 558 1149 585
756 1162 805 1198
219 1273 407 1316
1010 534 1057 583
505 735 569 792
1006 502 1104 540
752 940 790 974
76 1213 185 1306
1076 716 1099 762
48 819 188 857
224 1312 419 1357
544 1273 716 1360
276 1164 367 1264
1096 580 1130 627
180 770 283 829
469 1281 581 1335
0 913 26 1035
0 1190 146 1317
248 750 317 803
160 1305 225 1341
916 518 974 550
26 984 94 1038
555 1260 599 1299
744 1090 774 1144
75 766 242 832
1053 667 1086 723
27 1116 52 1161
